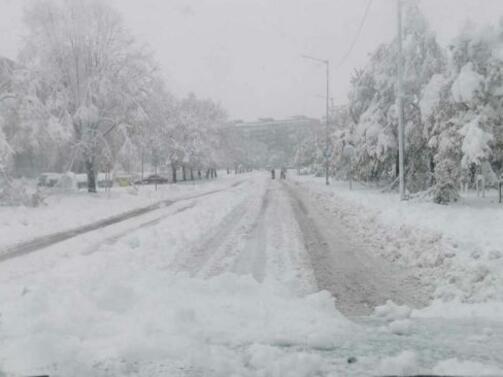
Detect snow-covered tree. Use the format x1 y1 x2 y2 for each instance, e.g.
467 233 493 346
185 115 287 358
19 0 157 192
346 1 445 189
174 93 227 179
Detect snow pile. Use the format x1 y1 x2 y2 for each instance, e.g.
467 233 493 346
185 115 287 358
374 300 413 336
377 351 419 376
0 270 353 375
373 300 412 321
451 62 484 104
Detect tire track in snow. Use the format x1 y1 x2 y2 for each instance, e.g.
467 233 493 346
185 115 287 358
228 187 269 281
80 201 198 256
181 178 317 296
285 181 427 316
168 196 253 277
169 176 270 280
0 180 245 262
263 182 318 293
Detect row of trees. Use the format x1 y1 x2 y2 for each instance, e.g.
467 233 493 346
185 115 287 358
0 0 236 197
297 2 503 203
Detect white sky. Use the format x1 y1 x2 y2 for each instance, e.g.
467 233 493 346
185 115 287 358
0 0 501 121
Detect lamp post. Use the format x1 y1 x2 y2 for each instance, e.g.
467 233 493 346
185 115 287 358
302 54 330 185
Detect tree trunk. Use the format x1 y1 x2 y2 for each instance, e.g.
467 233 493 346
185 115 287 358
395 151 400 178
190 168 194 181
182 165 187 181
206 169 210 179
171 163 177 183
141 150 144 180
429 154 435 187
86 158 97 193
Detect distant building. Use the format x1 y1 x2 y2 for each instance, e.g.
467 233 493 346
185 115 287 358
226 117 321 167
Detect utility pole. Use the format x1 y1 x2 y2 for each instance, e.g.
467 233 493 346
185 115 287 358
396 0 406 200
301 54 330 185
325 61 330 186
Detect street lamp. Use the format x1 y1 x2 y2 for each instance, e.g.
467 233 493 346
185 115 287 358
301 54 330 185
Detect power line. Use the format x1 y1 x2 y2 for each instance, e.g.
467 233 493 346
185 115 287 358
336 0 373 69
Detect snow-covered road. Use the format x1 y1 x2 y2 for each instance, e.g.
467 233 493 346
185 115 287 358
0 179 245 262
286 181 428 316
1 172 502 376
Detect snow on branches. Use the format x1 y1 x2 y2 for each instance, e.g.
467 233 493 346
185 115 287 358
0 0 231 200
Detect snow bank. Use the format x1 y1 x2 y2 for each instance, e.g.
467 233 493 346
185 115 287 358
0 173 243 252
373 301 413 335
373 300 412 321
0 271 352 376
292 175 503 319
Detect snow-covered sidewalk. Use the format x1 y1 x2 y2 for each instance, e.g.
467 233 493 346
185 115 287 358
291 174 503 319
0 174 244 253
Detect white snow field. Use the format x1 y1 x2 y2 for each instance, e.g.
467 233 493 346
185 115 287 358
0 172 502 376
0 173 243 254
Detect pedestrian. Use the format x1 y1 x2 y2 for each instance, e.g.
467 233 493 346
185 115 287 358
271 168 275 179
281 168 286 180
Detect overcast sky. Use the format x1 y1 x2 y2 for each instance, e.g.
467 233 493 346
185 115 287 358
0 0 501 121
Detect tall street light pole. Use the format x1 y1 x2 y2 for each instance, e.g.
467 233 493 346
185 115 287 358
396 0 406 200
302 54 330 185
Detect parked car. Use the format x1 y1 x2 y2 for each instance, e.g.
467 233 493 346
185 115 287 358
114 174 135 187
134 174 169 185
97 173 114 188
75 173 114 189
37 173 61 188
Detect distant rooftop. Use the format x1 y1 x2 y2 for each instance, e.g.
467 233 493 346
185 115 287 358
230 116 321 128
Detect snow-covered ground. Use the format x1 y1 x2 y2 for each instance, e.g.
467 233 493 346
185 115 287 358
292 174 503 319
0 173 243 253
1 172 502 376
